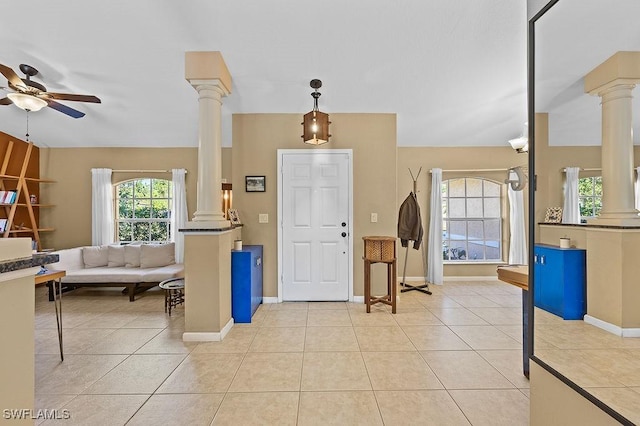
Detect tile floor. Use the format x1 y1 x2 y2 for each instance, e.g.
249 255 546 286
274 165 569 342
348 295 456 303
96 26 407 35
34 280 531 425
534 309 640 424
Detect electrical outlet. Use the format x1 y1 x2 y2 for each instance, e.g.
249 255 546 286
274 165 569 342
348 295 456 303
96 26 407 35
370 213 378 223
259 213 269 223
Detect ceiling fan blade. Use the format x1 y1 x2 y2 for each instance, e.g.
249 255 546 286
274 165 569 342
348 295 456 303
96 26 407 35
44 92 101 103
0 97 12 105
46 99 85 118
0 64 26 90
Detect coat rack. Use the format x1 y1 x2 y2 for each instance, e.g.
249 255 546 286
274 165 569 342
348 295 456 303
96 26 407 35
399 167 432 295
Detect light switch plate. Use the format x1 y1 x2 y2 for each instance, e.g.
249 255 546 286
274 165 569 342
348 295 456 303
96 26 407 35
259 213 269 223
370 213 378 223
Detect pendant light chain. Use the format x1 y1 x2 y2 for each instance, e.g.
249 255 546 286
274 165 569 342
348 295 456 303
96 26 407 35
25 111 30 141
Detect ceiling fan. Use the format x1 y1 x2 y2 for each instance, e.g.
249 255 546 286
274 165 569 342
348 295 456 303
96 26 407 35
0 63 100 118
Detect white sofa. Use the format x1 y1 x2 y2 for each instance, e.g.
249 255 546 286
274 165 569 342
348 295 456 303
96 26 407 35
47 242 184 301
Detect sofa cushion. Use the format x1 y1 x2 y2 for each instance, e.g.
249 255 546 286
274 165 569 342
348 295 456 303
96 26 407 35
140 263 184 282
49 247 85 271
140 243 175 268
61 267 145 283
83 246 109 268
124 245 141 268
107 245 125 267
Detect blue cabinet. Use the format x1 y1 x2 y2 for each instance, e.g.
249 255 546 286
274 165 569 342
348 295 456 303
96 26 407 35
231 245 263 323
533 244 586 320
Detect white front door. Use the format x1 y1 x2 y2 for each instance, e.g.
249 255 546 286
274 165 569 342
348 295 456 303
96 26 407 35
279 150 352 301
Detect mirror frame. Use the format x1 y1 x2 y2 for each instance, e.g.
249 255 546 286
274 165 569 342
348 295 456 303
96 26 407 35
527 1 634 424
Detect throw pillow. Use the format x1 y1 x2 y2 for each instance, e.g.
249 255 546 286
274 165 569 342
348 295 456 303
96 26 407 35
107 245 125 267
82 246 109 268
124 245 142 268
140 242 176 268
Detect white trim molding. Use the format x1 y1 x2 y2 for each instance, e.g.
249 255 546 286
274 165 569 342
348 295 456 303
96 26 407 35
444 276 499 282
182 318 234 342
584 315 640 337
262 297 279 304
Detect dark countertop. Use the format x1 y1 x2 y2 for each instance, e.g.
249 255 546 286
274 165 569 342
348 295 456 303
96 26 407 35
539 222 640 230
0 253 60 274
179 224 243 233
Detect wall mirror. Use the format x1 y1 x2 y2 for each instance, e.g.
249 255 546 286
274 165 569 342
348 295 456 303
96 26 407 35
531 0 640 423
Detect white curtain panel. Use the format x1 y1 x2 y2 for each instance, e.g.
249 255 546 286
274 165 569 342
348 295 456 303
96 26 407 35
562 167 581 224
635 167 640 210
508 184 527 265
171 168 188 263
91 168 114 245
427 168 443 285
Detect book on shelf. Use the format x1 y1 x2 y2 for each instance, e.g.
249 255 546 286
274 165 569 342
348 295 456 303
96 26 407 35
0 190 16 204
0 218 7 232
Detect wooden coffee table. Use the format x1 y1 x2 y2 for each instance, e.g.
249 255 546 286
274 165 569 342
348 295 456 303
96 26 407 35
35 269 66 361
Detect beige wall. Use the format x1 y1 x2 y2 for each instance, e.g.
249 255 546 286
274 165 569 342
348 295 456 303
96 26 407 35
0 239 36 424
530 362 620 425
231 113 397 299
39 148 204 250
397 146 526 278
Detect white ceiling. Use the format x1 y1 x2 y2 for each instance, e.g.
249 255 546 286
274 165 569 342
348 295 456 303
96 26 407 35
535 0 640 147
1 1 529 148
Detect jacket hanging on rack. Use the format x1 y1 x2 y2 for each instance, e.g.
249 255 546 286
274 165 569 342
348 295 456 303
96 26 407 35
397 192 423 249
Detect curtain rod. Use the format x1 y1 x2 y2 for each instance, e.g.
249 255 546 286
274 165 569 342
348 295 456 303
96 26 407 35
111 169 187 173
561 167 601 172
430 167 510 173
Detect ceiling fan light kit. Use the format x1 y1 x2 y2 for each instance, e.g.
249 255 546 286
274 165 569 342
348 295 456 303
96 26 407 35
7 92 47 112
302 79 331 145
508 122 529 153
0 62 101 118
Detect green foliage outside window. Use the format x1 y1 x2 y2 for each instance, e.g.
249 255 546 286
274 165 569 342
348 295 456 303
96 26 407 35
116 179 172 243
578 176 602 219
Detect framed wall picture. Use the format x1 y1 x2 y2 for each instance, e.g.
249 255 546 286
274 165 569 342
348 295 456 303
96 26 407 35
544 207 563 223
245 176 266 192
227 208 241 225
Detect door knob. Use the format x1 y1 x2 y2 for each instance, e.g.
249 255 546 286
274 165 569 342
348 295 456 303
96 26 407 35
341 232 347 237
341 222 347 227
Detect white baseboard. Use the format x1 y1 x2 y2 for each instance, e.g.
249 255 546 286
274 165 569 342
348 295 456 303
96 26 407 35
262 297 279 304
444 276 499 282
352 296 364 304
584 315 640 337
182 318 234 342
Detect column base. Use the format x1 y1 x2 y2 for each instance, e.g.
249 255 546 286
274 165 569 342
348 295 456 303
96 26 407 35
184 219 231 230
587 214 640 227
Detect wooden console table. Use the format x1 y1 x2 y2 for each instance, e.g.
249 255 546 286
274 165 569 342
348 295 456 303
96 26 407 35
35 269 66 361
497 265 529 377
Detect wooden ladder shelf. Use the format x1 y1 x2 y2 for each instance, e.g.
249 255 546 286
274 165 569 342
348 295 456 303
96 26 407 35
0 140 52 251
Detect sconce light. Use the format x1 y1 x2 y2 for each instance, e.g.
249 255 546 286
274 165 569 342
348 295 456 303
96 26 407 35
222 183 232 219
508 122 529 153
302 79 331 145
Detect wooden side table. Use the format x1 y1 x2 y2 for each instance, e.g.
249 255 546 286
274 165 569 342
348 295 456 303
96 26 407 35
35 269 66 361
363 236 397 314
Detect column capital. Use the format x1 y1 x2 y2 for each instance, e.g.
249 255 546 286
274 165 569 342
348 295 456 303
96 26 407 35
593 82 636 100
188 79 230 98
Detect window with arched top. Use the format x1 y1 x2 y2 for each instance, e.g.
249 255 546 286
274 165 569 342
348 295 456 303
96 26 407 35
115 178 172 243
441 177 502 262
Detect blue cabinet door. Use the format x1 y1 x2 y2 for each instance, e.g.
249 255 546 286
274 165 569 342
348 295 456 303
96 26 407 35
533 244 586 320
231 245 263 323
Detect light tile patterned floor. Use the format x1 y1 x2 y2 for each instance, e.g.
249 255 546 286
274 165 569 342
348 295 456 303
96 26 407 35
35 281 531 425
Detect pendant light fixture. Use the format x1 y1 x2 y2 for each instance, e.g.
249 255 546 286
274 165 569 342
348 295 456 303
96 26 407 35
302 79 331 145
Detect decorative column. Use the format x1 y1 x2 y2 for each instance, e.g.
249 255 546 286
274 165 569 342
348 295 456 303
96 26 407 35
585 51 640 226
182 52 236 342
596 84 637 223
185 51 232 228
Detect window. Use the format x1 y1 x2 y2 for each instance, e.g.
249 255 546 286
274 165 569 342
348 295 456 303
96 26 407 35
442 177 502 262
115 178 172 243
578 176 602 221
